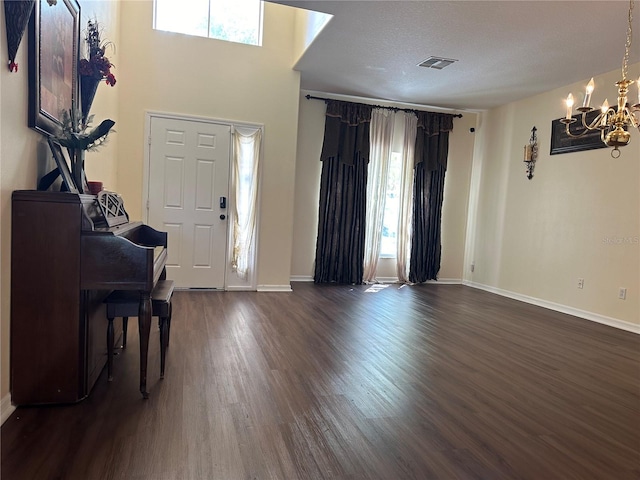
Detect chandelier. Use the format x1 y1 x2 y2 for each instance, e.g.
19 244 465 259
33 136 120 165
562 0 640 158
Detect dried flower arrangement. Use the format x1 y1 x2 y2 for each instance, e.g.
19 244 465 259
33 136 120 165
79 18 116 125
79 18 116 86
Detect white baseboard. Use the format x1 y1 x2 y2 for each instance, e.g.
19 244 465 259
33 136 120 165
257 285 293 292
427 278 463 285
464 280 640 334
289 276 463 285
290 275 314 282
1 394 15 425
369 277 463 284
225 286 256 291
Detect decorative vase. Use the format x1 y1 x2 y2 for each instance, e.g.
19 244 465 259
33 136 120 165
80 75 100 123
72 148 87 194
88 181 103 195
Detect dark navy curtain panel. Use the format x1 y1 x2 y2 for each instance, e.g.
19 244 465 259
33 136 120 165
314 100 372 284
409 111 454 283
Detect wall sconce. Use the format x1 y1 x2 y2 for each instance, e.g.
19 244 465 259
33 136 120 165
523 126 538 180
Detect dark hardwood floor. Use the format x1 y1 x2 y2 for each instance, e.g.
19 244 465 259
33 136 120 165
2 283 639 480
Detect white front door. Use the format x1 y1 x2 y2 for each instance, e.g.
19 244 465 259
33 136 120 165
148 116 231 289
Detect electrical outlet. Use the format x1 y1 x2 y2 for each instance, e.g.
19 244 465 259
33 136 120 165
470 263 475 273
577 278 584 289
619 288 627 300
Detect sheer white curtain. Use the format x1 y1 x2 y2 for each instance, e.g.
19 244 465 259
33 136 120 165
363 108 395 282
396 112 417 283
231 126 261 280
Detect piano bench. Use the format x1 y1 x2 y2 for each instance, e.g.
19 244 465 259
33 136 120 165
104 280 174 382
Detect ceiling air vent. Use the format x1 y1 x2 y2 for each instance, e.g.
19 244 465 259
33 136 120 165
418 56 458 70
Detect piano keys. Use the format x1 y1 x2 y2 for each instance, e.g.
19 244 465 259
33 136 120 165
10 190 168 405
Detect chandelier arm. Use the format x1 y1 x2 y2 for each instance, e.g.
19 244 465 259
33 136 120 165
626 107 639 128
563 122 592 138
581 111 606 131
600 128 608 145
564 109 610 138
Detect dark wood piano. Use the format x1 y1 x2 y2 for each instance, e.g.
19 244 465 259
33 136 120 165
10 190 167 405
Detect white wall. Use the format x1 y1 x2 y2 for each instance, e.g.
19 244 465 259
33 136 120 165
466 63 640 327
290 92 477 282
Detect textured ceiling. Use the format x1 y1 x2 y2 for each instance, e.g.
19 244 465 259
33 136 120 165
269 0 640 111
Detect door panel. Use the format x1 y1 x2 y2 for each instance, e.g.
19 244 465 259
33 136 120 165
148 117 230 289
195 160 215 209
164 157 184 207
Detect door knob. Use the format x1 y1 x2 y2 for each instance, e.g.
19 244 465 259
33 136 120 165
220 214 226 220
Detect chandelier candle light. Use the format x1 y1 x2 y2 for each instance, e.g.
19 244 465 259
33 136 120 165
562 0 640 158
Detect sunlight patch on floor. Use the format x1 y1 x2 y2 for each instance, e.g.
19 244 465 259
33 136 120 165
364 284 390 293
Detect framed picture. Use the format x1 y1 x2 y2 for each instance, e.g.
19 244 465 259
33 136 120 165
47 137 78 193
550 109 609 155
28 0 80 136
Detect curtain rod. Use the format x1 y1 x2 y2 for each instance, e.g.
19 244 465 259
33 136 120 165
304 94 463 118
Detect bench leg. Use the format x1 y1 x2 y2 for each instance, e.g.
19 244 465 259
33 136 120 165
122 317 128 349
107 316 115 382
139 292 152 399
167 302 172 347
159 315 168 378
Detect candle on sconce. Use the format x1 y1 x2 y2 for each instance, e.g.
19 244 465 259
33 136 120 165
565 93 574 119
523 144 533 162
582 78 595 108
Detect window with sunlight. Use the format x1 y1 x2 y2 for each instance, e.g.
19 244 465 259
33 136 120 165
154 0 264 46
380 152 402 257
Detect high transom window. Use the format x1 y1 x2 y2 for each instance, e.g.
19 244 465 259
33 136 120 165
154 0 264 46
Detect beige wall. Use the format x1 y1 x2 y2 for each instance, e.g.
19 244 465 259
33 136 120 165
438 113 477 280
0 0 120 407
292 8 332 65
0 6 41 406
467 63 640 325
81 1 121 191
290 92 477 281
117 1 300 289
290 94 325 278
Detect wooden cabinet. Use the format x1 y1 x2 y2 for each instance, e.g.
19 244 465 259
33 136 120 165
10 191 115 405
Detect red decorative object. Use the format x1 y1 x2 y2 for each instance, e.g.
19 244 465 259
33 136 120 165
88 181 103 195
